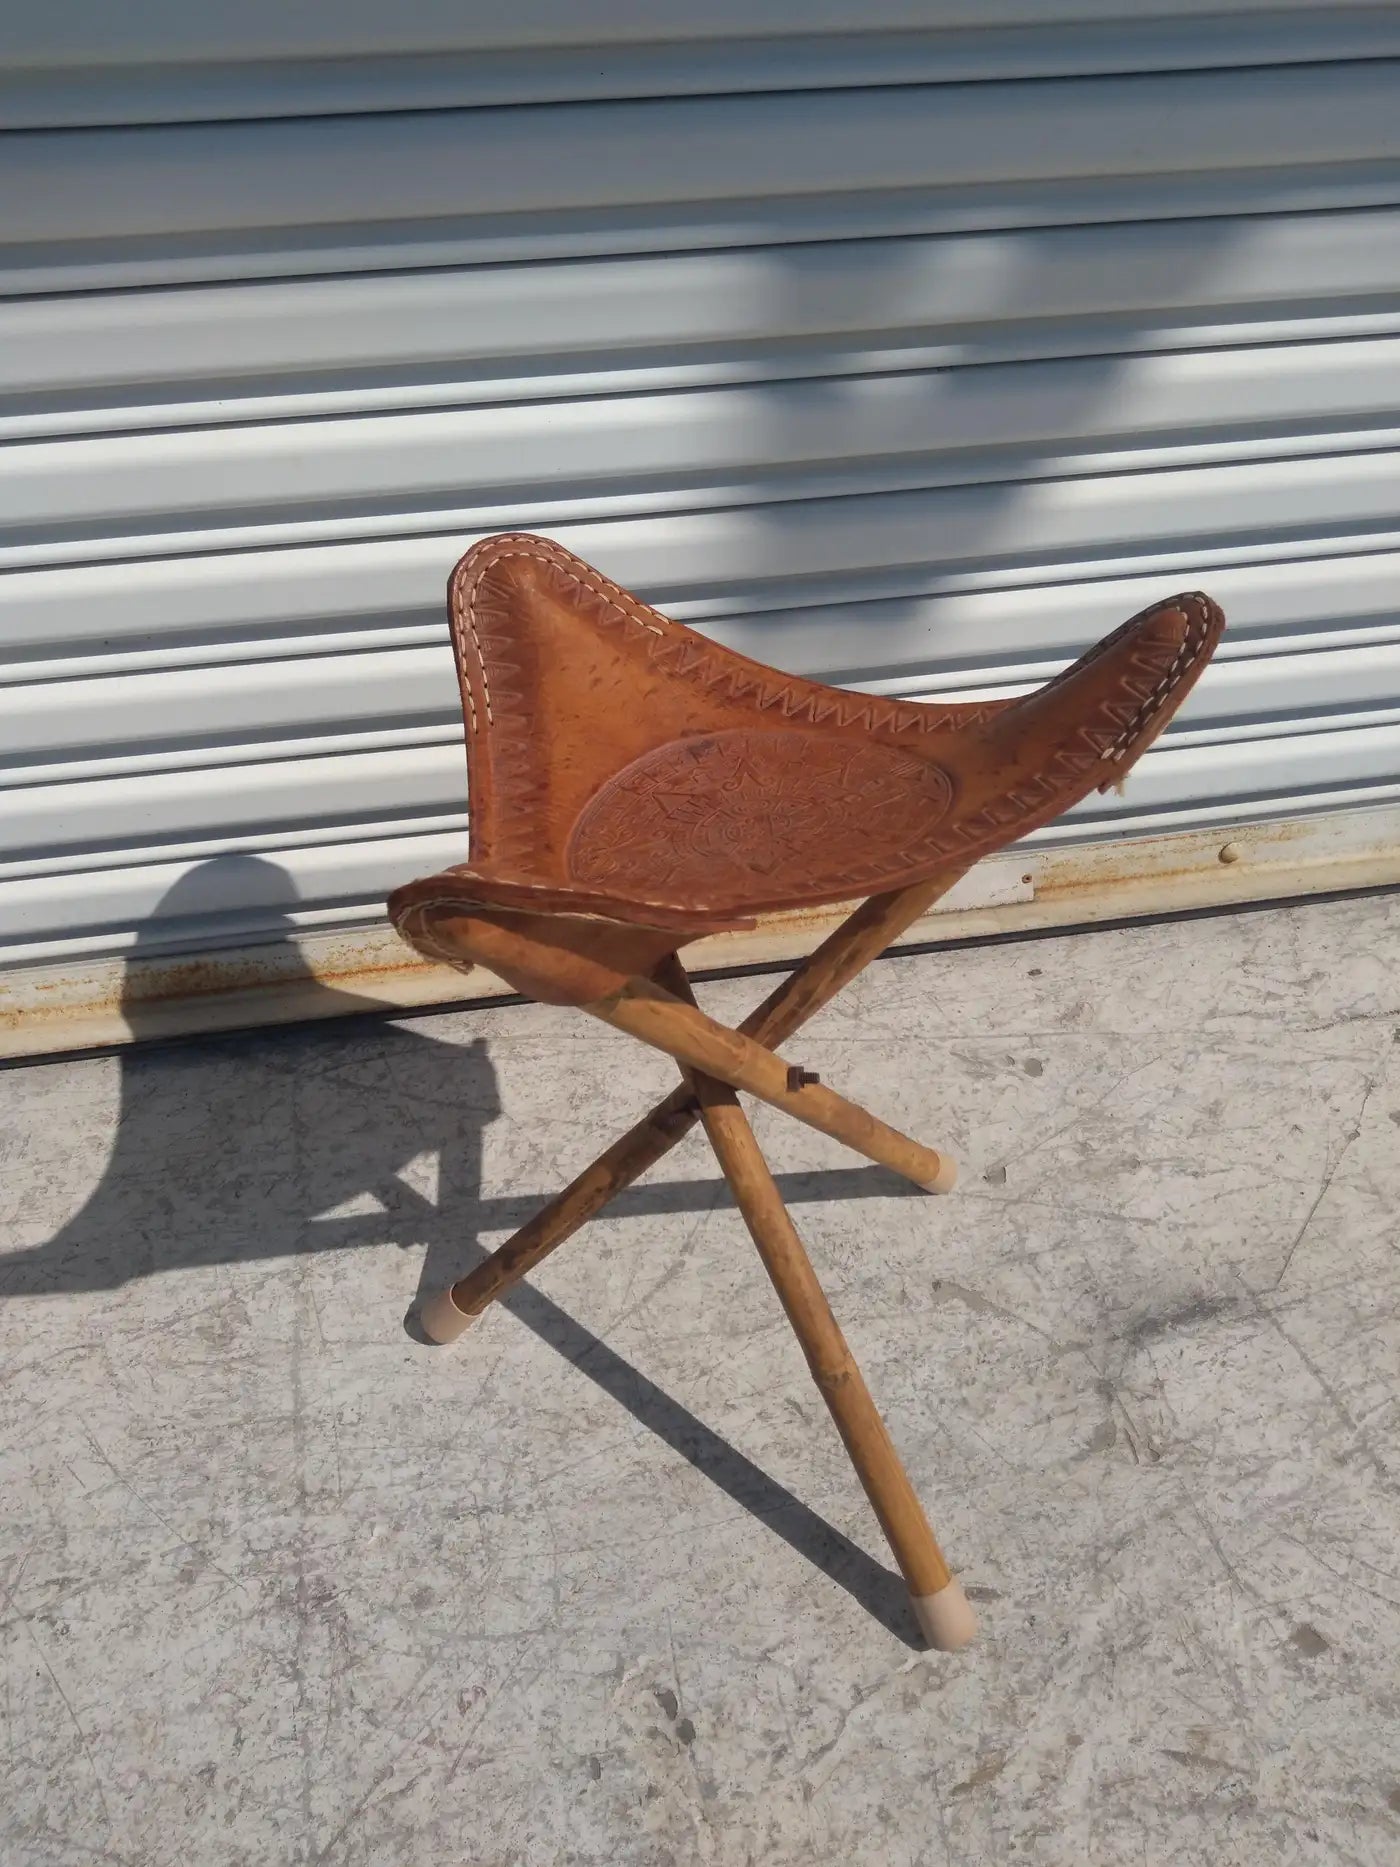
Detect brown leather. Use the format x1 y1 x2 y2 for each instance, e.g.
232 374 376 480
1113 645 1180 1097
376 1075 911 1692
390 533 1223 951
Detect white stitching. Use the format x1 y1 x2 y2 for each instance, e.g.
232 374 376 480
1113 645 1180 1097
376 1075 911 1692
450 534 984 747
397 901 471 969
450 534 671 743
442 538 1215 848
450 574 488 730
1103 594 1213 764
395 883 701 935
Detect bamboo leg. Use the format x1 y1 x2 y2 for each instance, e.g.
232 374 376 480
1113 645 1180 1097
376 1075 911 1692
739 870 972 1050
695 1079 975 1649
584 974 956 1193
421 868 968 1343
419 1094 698 1342
659 969 974 1649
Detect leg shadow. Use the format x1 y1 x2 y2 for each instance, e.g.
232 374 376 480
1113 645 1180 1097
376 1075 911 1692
411 1145 921 1648
497 1277 923 1646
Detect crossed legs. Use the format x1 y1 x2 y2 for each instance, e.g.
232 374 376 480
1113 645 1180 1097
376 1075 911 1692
419 867 977 1647
422 869 969 1335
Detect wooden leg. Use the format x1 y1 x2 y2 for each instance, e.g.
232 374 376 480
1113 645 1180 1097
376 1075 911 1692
419 1093 698 1342
658 964 972 1647
585 973 956 1193
421 868 969 1342
738 869 972 1050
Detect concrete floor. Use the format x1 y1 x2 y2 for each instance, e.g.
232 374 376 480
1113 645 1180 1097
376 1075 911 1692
2 891 1399 1866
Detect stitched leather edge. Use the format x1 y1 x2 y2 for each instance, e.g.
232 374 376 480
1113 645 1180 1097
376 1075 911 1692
449 532 996 744
1102 592 1215 767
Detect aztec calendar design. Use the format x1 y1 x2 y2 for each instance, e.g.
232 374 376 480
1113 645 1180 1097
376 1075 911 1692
567 729 955 900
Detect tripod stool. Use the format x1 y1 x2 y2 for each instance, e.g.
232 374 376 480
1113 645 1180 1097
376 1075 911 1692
390 533 1223 1649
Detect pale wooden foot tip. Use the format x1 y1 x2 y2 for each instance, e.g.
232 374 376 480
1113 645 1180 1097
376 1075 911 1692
921 1154 958 1194
419 1286 478 1345
911 1578 978 1651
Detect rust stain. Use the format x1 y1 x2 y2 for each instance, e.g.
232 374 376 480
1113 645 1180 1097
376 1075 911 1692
6 813 1398 1059
1032 816 1322 906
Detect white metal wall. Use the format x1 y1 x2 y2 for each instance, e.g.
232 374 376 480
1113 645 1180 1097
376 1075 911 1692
4 4 1400 969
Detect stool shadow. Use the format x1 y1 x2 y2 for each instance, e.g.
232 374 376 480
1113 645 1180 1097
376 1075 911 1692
5 855 921 1645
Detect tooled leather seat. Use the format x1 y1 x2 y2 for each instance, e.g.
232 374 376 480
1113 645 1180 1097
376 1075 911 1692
390 533 1224 949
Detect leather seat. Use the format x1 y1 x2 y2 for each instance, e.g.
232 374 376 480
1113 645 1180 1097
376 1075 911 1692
390 532 1224 940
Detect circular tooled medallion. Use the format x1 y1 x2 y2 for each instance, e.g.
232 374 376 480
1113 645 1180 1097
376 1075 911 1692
567 729 954 903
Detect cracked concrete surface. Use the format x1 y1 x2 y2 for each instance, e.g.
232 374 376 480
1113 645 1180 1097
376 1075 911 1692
2 889 1399 1865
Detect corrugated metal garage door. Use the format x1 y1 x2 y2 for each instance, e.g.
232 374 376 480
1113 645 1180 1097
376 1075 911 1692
4 3 1400 979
